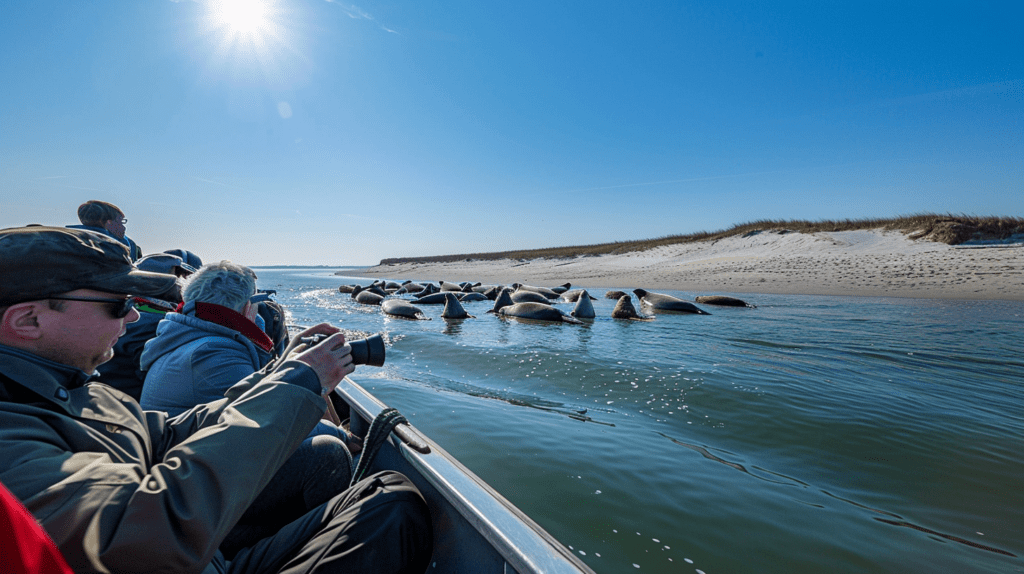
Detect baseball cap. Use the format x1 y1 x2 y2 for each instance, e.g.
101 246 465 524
0 226 178 305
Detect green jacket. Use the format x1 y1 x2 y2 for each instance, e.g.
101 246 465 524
0 344 326 574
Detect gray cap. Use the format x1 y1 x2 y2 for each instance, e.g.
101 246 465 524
0 226 178 305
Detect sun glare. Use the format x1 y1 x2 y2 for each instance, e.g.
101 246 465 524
211 0 271 36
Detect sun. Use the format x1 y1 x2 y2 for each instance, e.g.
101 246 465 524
210 0 271 36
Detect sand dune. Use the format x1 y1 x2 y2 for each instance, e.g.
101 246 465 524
357 230 1024 301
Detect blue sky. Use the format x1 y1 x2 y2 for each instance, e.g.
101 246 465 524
1 1 1020 265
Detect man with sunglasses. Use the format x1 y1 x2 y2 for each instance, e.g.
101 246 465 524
67 199 142 261
0 226 432 574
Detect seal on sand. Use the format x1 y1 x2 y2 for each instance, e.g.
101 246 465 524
611 295 651 320
442 292 475 319
570 290 596 319
695 295 755 308
633 289 710 315
497 302 583 324
382 299 430 320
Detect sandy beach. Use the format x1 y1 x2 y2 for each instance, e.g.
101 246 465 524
355 230 1023 301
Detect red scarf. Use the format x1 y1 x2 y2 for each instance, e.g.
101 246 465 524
192 302 275 353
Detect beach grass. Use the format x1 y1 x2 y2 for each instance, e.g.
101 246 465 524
379 214 1024 265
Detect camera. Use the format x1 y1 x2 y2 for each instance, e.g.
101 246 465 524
300 333 386 367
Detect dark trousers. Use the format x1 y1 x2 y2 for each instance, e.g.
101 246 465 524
222 434 353 558
226 471 432 574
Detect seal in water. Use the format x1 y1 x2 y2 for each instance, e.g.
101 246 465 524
562 289 598 303
351 285 384 306
633 289 710 314
497 302 583 324
511 283 560 299
382 299 430 320
441 292 475 319
570 289 596 319
695 295 755 308
611 295 651 320
511 290 551 304
604 290 627 300
550 282 572 294
487 288 514 314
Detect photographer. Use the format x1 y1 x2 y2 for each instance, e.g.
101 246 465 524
0 226 431 573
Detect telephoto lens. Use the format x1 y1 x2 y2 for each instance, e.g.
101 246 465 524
348 333 386 367
300 332 386 367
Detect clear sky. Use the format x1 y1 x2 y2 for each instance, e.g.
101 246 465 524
1 1 1021 265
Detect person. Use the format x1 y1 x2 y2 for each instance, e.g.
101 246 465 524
67 200 143 261
1 480 74 574
0 226 432 574
94 253 194 400
138 260 361 555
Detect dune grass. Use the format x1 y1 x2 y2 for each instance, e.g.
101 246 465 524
378 214 1024 265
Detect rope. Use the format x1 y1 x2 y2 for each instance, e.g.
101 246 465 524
349 408 408 487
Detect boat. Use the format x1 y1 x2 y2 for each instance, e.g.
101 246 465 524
329 375 597 573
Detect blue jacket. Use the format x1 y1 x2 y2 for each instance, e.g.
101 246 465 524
66 224 142 261
140 301 274 416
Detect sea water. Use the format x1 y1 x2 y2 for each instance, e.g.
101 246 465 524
256 268 1023 574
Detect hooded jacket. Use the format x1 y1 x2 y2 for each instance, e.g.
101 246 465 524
0 343 325 574
140 301 274 416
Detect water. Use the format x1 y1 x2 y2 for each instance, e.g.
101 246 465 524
257 268 1024 574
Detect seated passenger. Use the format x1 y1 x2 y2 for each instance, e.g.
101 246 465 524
95 253 194 400
139 261 273 415
0 226 432 573
66 200 142 261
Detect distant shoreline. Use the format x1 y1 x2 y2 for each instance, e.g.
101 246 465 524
346 229 1024 302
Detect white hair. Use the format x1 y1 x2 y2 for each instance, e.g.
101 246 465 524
181 260 257 312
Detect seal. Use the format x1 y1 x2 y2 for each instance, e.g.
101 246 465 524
611 295 651 320
351 285 384 306
440 281 465 292
633 289 710 315
550 282 572 294
562 289 598 303
511 290 551 304
511 283 560 299
441 292 475 319
487 288 514 314
604 290 627 300
457 292 487 302
570 289 596 319
497 302 583 324
382 299 430 320
695 295 755 308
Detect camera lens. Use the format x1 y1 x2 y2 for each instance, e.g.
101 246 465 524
348 333 386 367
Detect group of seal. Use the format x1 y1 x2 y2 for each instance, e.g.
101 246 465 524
338 279 754 324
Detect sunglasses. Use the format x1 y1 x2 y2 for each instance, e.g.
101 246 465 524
48 296 138 319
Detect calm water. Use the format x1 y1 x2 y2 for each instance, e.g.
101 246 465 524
257 268 1024 574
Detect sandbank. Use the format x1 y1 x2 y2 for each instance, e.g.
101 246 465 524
353 230 1023 301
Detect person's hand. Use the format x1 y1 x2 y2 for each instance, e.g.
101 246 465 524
292 332 353 395
282 323 341 360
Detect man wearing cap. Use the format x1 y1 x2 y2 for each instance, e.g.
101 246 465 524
0 226 432 573
67 200 143 261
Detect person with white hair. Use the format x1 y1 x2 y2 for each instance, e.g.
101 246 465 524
139 260 362 556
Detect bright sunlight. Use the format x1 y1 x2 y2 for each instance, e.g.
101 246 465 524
210 0 271 36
